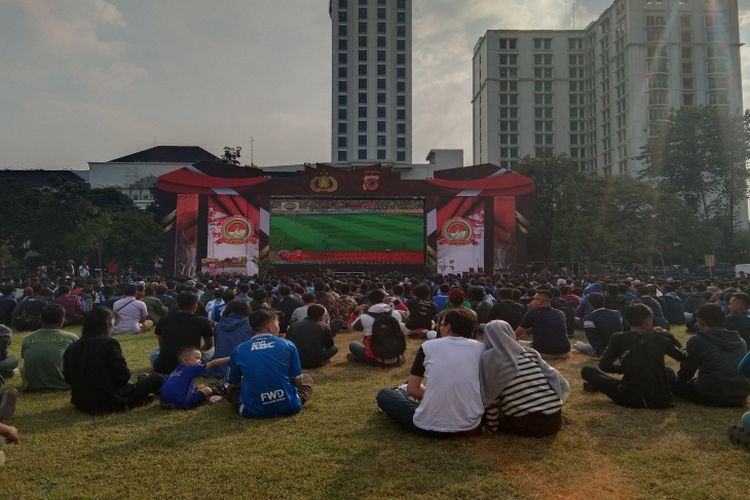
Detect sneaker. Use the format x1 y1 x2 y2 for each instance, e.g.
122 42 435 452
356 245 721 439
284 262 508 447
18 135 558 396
574 342 596 356
143 393 157 406
0 389 18 421
582 382 598 394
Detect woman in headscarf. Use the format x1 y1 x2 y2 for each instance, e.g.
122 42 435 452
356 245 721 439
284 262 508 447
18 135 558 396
480 320 570 437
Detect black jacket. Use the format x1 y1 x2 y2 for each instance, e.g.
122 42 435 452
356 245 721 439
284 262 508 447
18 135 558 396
285 318 334 369
63 335 131 414
677 328 750 404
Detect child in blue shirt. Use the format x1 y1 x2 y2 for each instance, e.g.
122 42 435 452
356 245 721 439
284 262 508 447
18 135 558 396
160 348 229 410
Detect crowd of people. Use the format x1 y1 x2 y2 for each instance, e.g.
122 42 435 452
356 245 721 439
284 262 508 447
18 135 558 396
1 267 750 465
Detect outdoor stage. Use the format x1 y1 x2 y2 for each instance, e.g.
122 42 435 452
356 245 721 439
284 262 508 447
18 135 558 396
155 162 535 276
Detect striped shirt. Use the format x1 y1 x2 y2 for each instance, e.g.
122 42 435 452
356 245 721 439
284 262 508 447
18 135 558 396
498 352 562 417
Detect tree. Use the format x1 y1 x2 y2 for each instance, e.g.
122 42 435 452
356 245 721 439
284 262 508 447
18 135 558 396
64 211 113 273
551 174 585 264
221 146 242 165
515 155 583 261
639 106 750 262
103 209 164 271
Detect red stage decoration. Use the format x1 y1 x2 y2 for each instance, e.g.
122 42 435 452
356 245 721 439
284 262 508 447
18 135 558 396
203 195 260 276
174 194 199 277
436 197 485 275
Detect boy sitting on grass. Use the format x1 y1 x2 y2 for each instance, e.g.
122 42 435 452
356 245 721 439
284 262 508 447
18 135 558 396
160 348 229 410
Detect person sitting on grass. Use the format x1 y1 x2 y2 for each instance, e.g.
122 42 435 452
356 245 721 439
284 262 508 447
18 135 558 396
580 304 686 409
515 290 570 360
728 350 750 449
0 324 18 382
285 304 337 369
204 300 252 378
725 292 750 349
673 303 749 407
348 289 408 366
21 304 78 391
63 307 164 415
226 309 313 419
405 283 436 338
0 388 19 467
574 292 623 357
159 348 230 410
112 284 153 335
376 308 484 437
480 320 570 437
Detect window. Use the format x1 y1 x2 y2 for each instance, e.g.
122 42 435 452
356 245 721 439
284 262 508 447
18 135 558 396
359 36 367 47
359 50 367 61
338 81 347 92
682 47 692 59
378 22 386 34
338 137 347 148
338 95 347 106
359 22 367 33
377 79 386 90
359 93 367 104
397 53 405 64
397 95 405 106
534 54 552 66
683 93 694 106
377 150 386 160
339 109 347 120
359 7 367 18
338 67 347 78
359 64 367 75
338 122 346 134
377 121 386 132
358 136 367 146
397 0 406 8
359 78 367 89
499 54 517 66
397 109 406 120
533 38 552 50
377 36 386 47
498 38 517 50
396 81 405 92
339 0 347 8
338 151 347 162
378 50 387 62
358 107 367 118
339 11 347 22
397 39 405 50
397 26 405 37
377 107 386 118
396 67 406 78
377 93 386 104
359 150 367 160
338 53 347 64
397 151 406 161
397 137 406 148
378 64 386 76
338 25 347 36
377 8 386 19
339 39 347 50
377 135 386 146
397 123 406 134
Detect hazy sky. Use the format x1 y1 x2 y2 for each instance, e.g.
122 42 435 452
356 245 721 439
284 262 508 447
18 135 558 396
1 0 748 169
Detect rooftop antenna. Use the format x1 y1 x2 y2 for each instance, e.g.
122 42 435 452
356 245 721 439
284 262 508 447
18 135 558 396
572 1 577 30
250 136 255 167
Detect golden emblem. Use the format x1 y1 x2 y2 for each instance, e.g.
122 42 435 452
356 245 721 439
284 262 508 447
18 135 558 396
310 175 338 193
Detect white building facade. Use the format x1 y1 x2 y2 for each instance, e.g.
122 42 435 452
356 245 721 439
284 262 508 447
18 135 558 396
329 0 413 164
472 0 743 176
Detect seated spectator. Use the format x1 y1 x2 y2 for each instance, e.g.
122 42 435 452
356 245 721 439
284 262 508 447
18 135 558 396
290 293 330 326
559 285 581 310
348 289 408 366
481 320 570 437
286 304 337 369
206 289 234 323
275 285 303 335
683 282 707 320
376 308 484 437
151 291 214 375
515 290 570 359
487 288 526 330
604 283 629 313
431 283 450 312
141 285 169 325
580 304 686 409
112 284 153 334
673 304 750 407
21 304 78 391
726 292 750 349
204 300 253 378
159 348 229 410
659 283 686 326
12 288 52 332
0 388 19 466
405 283 436 336
328 283 358 336
467 286 493 326
63 307 164 414
728 351 750 449
574 292 623 357
637 285 668 329
0 325 18 380
226 309 313 419
0 285 17 327
53 285 85 325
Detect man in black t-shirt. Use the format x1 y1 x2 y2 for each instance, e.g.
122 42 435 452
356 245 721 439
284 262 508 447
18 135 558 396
580 304 686 409
515 290 570 358
285 305 337 368
487 288 526 330
405 284 436 334
149 292 214 374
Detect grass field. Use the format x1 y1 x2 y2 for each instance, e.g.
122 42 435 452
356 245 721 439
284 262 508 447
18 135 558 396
1 325 749 499
270 214 424 253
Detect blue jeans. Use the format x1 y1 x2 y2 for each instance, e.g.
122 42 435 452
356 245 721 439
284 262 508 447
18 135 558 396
0 355 18 377
376 388 462 438
349 341 403 366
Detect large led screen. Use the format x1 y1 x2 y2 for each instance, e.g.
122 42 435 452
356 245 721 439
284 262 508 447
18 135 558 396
269 198 425 265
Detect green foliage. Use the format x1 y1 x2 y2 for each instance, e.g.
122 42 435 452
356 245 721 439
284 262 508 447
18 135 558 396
222 146 242 165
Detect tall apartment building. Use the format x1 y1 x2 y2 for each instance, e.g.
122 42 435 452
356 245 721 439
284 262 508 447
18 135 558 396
329 0 413 164
472 0 743 175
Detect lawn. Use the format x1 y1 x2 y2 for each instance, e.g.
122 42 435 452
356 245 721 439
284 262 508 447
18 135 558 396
1 325 748 499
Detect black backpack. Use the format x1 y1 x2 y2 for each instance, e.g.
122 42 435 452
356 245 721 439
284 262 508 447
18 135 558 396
368 311 406 359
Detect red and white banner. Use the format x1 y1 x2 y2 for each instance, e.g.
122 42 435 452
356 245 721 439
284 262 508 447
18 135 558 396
174 194 199 277
436 198 485 274
203 195 260 276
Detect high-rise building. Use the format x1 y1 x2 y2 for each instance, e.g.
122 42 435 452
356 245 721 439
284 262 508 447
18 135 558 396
472 0 743 175
329 0 412 164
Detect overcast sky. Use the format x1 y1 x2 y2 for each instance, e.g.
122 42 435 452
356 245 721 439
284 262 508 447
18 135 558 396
1 0 748 169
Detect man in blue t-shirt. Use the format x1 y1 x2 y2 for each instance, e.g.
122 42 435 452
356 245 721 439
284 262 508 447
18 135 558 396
226 309 313 419
516 290 571 358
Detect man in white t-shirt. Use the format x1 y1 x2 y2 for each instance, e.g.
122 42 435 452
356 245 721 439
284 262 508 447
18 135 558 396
376 308 484 437
112 284 153 334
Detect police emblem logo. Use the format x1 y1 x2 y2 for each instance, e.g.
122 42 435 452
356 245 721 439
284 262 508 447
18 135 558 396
442 217 473 245
310 175 338 193
221 216 253 244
